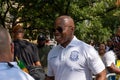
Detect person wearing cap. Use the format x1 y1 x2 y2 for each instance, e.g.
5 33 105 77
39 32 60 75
0 26 35 80
37 34 52 74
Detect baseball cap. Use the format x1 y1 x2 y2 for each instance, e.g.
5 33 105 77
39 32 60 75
37 34 46 41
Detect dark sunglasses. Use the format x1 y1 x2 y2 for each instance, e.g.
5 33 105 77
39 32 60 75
52 27 63 33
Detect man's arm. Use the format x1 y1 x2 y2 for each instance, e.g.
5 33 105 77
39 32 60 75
107 63 120 74
95 69 107 80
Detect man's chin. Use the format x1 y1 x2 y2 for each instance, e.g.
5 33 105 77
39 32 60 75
56 39 63 44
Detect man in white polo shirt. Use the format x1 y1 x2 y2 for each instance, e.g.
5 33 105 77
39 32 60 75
45 15 106 80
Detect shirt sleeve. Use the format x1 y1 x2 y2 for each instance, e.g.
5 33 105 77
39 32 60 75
86 47 105 75
103 51 116 67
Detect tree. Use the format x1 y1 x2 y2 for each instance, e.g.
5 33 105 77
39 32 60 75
0 0 120 43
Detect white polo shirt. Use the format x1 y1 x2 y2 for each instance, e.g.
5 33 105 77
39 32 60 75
47 36 105 80
0 62 35 80
102 50 116 67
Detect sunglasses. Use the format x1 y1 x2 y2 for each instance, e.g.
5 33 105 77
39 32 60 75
52 27 63 33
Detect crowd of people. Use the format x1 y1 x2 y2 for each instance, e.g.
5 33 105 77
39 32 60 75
0 15 120 80
93 27 120 80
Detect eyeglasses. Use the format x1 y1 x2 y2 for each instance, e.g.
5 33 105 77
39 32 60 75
52 27 63 33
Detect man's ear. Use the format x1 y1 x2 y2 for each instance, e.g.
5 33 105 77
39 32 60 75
11 43 14 57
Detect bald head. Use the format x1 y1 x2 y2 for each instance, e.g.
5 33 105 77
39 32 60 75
0 26 13 62
55 15 75 28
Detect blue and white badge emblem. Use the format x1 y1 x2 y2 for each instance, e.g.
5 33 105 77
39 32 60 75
70 51 79 61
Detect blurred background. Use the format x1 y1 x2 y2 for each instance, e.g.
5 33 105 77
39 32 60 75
0 0 120 44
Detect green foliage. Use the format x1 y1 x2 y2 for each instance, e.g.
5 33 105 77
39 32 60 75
72 0 116 43
0 0 120 44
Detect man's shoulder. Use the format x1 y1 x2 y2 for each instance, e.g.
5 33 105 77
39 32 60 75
76 39 94 50
13 39 30 44
105 50 115 56
72 37 90 48
76 40 98 55
48 45 59 54
0 62 35 80
22 40 36 47
14 39 36 49
48 45 58 52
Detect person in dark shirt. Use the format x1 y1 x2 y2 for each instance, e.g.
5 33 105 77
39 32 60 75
112 27 120 59
37 34 51 73
12 25 41 68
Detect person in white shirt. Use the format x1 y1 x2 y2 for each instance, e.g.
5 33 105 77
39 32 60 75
0 26 35 80
99 43 120 73
98 43 120 79
45 15 106 80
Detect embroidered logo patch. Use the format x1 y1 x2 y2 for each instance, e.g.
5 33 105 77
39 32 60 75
70 51 79 61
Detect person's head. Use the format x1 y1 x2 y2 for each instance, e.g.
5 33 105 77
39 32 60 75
0 26 14 62
107 39 113 47
37 34 46 48
116 27 120 36
53 15 75 47
89 40 95 46
12 25 24 40
98 43 106 56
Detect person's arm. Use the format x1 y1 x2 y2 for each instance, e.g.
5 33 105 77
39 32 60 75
95 69 107 80
107 63 120 74
32 44 42 66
